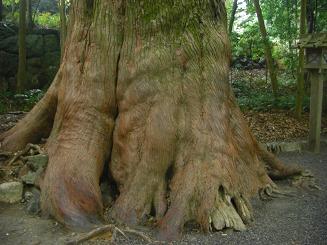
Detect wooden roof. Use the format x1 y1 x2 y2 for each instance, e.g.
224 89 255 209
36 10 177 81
298 33 327 48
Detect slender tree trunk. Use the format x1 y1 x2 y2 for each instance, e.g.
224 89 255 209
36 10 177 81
286 0 294 69
26 0 34 30
0 0 3 21
228 0 238 35
59 0 67 61
32 0 41 23
11 2 15 17
253 0 278 99
0 0 301 241
17 0 27 93
306 0 314 33
295 0 307 119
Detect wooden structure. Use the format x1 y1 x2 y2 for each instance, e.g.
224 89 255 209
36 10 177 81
298 33 327 153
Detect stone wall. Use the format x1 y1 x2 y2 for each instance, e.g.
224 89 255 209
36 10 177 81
0 23 60 91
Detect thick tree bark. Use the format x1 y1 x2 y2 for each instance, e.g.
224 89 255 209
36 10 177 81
229 0 238 35
0 0 301 241
59 0 67 62
17 0 27 93
295 0 307 119
253 0 278 99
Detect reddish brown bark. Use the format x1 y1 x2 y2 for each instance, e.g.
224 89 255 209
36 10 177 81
0 0 301 241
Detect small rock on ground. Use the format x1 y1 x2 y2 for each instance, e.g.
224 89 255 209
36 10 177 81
0 181 23 204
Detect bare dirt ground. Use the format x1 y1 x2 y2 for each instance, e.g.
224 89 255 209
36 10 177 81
0 144 326 245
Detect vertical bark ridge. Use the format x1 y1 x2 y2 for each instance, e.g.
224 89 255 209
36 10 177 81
41 0 126 230
110 1 274 240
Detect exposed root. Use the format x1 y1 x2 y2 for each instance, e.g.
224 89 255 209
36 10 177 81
210 199 246 231
291 170 321 191
232 195 253 225
259 184 294 201
66 224 153 245
7 143 44 166
258 146 302 180
209 188 252 232
0 79 58 152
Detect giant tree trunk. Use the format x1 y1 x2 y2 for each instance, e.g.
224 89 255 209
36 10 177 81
0 0 301 241
253 0 279 99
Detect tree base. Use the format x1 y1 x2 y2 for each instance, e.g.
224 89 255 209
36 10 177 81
0 0 304 241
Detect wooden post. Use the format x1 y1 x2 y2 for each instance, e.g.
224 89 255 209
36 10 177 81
323 74 327 114
308 70 324 153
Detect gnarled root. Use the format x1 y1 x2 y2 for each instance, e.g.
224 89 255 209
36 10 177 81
40 102 115 231
259 183 294 201
210 188 252 232
291 170 321 190
258 146 303 180
66 224 153 244
0 77 59 152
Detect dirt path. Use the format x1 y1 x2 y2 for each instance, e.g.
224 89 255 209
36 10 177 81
0 145 326 245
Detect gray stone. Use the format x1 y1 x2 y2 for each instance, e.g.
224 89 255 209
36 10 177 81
0 36 18 53
0 51 17 77
21 167 44 185
43 34 59 52
25 188 41 215
25 154 48 171
280 142 302 152
21 171 38 185
26 34 44 57
0 182 23 203
0 23 60 90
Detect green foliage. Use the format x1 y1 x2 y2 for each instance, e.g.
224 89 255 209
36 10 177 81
0 89 44 114
3 0 19 6
229 0 300 71
34 12 60 28
237 92 309 111
231 22 264 60
232 71 310 112
2 0 60 29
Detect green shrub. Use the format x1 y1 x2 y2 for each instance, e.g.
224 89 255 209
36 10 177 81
0 89 44 114
34 12 60 29
232 73 310 112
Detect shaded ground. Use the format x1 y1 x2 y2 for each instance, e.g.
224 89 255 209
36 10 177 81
0 145 326 245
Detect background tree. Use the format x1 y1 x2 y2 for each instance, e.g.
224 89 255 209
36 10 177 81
26 0 33 29
252 0 278 99
229 0 238 34
295 0 307 119
17 0 27 92
0 0 302 241
59 0 66 61
0 0 3 21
